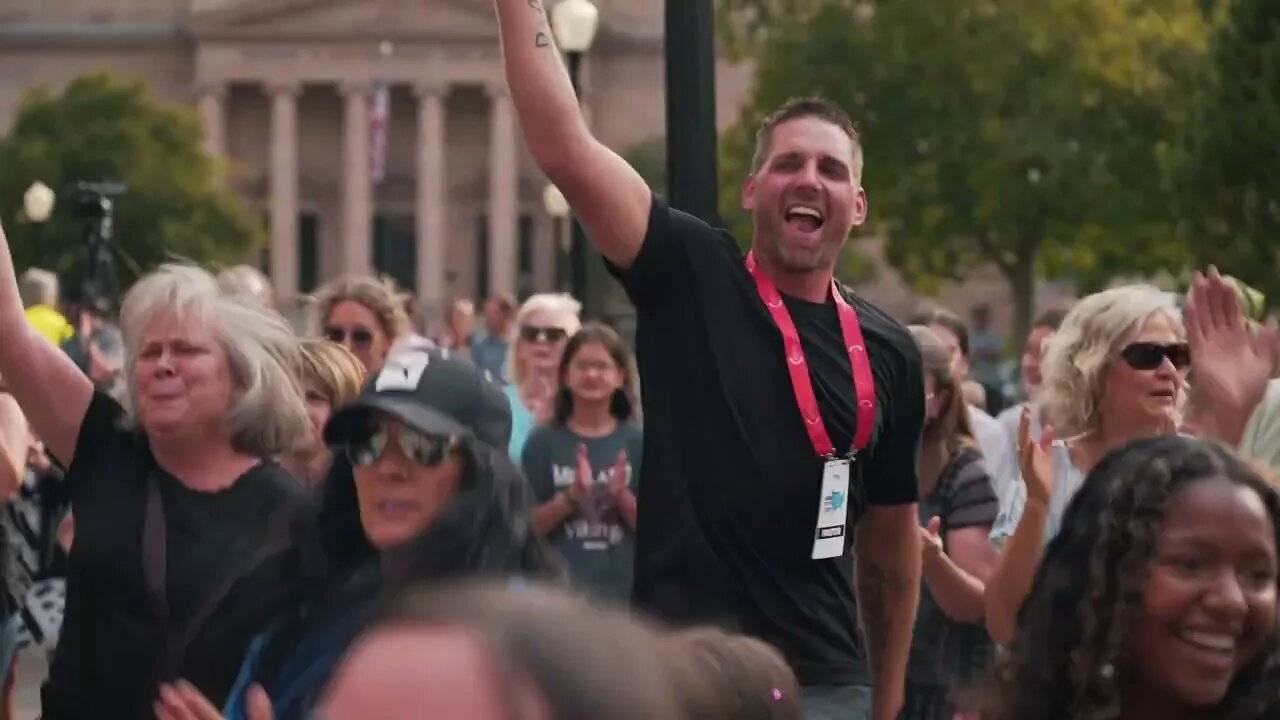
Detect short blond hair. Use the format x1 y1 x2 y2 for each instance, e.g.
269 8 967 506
18 268 58 308
296 338 366 408
1039 285 1182 437
309 275 411 342
507 293 582 385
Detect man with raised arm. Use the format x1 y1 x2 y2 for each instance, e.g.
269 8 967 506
490 4 923 718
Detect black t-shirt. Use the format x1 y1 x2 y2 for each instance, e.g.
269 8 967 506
41 392 311 720
606 196 925 687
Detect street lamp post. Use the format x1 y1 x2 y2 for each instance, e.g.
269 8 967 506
550 0 599 313
665 0 718 224
542 183 571 291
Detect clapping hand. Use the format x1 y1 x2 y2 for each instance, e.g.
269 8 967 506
608 449 629 500
1183 267 1277 443
525 376 557 424
920 516 944 563
1018 406 1055 507
155 680 274 720
569 442 592 504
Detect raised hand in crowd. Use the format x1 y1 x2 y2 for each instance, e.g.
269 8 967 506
1183 267 1278 445
1017 406 1055 508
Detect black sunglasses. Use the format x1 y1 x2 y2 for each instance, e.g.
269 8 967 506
1119 341 1190 371
346 426 457 468
519 325 568 344
325 325 375 348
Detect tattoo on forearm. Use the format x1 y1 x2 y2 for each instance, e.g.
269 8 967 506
528 0 552 48
857 559 910 674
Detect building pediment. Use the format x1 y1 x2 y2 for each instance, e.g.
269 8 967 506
188 0 496 41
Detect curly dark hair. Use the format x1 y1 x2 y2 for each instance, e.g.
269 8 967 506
978 435 1280 720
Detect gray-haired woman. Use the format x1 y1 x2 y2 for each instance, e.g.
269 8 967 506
0 221 314 719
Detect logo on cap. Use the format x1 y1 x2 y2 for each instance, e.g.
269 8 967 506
375 351 431 391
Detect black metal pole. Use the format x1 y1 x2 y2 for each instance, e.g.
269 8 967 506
665 0 719 224
566 51 589 314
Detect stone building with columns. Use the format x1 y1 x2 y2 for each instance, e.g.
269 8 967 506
0 0 1068 336
0 0 754 322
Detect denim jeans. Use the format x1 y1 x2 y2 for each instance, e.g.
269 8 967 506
802 684 875 720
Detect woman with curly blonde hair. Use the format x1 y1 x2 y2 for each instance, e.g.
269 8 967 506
310 276 411 374
984 284 1188 644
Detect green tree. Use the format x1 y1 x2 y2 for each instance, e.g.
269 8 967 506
1180 0 1280 305
719 0 1208 338
0 73 261 293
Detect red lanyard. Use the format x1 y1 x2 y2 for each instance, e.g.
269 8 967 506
746 251 877 458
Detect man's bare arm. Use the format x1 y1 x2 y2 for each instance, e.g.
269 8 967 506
491 0 651 269
855 504 921 720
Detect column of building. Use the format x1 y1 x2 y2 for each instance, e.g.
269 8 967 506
208 76 525 303
197 84 226 166
415 82 448 321
267 82 300 304
339 82 374 278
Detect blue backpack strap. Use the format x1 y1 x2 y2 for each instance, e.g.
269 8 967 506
222 619 283 720
259 596 381 720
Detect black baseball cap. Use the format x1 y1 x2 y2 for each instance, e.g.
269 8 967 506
324 346 512 451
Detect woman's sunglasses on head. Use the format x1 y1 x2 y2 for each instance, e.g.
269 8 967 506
326 325 375 349
346 425 457 468
519 325 568 344
1120 341 1191 371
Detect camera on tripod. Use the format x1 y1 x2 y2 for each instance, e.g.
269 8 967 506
71 181 126 225
69 180 127 314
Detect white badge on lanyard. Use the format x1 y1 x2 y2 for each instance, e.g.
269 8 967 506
812 457 852 559
745 250 875 563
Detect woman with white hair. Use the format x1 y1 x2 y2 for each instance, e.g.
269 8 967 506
0 221 314 719
984 284 1188 644
505 293 582 463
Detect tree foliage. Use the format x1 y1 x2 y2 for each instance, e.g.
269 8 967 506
1180 0 1280 303
719 0 1210 337
624 137 669 199
0 73 261 290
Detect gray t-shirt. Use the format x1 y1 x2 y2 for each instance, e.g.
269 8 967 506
522 423 643 605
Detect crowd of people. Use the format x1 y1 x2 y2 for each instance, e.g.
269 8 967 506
0 2 1275 718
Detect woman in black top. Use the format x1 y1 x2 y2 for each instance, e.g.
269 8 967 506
0 218 313 719
903 326 998 720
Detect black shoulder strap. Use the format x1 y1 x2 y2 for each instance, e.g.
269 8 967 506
142 471 169 633
143 470 297 682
